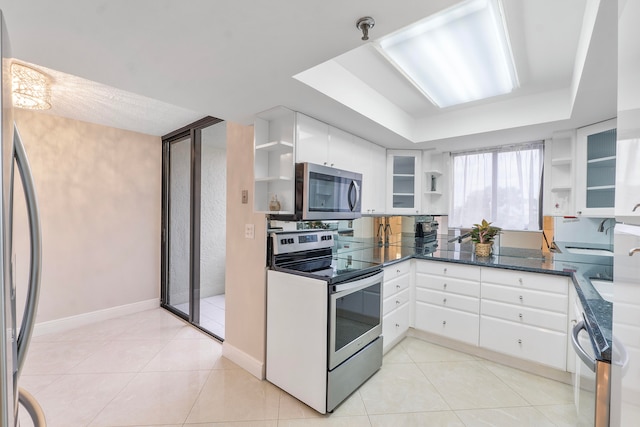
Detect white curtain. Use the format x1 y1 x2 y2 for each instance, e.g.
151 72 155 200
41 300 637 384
450 142 544 230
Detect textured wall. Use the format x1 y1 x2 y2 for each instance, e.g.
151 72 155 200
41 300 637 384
168 137 191 305
13 110 161 323
200 123 227 297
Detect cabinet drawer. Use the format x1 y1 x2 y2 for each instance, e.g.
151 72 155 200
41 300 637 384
482 283 568 314
383 261 411 279
481 300 567 332
383 303 410 351
416 288 479 314
415 302 479 346
481 268 569 295
383 273 410 299
416 260 480 281
383 288 410 316
416 274 479 298
480 316 567 370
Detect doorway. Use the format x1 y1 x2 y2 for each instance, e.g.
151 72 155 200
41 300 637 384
161 117 227 340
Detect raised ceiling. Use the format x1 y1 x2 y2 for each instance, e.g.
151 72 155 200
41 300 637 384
0 0 616 149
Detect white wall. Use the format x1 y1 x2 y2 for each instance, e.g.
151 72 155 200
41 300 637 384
13 110 161 324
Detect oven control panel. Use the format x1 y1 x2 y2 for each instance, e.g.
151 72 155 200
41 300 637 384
271 230 335 255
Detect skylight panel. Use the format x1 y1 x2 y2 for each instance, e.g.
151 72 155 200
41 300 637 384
377 0 518 108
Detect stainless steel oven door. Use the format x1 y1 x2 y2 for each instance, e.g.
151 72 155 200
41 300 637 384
329 271 383 370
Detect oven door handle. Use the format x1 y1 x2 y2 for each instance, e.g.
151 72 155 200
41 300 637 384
333 271 383 294
571 320 596 372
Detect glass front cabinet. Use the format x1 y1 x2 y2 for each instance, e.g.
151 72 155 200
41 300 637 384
575 119 617 217
386 150 421 214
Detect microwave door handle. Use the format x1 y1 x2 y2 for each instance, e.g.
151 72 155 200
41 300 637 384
348 180 360 212
571 320 596 372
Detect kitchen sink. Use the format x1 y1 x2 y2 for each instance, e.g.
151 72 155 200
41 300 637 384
565 247 614 257
590 279 613 302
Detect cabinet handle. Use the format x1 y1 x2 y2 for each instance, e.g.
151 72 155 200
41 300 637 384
396 284 401 289
396 300 400 305
443 298 447 304
396 269 401 273
633 203 640 212
519 313 523 320
395 323 400 328
443 283 447 289
442 320 447 326
577 211 582 215
518 278 523 284
519 295 523 302
518 339 522 345
323 162 328 166
630 248 640 257
331 163 334 167
443 268 447 274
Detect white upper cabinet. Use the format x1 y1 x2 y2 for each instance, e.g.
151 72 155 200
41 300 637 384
296 113 357 171
296 113 330 165
615 113 640 223
387 150 422 214
543 131 576 216
575 119 617 217
353 136 386 215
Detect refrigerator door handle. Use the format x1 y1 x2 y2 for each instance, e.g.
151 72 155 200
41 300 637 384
13 125 42 376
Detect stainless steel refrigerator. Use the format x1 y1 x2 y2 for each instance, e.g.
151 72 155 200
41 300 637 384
0 10 45 427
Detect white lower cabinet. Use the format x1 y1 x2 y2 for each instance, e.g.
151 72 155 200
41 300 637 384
479 268 570 371
382 261 411 352
479 317 567 370
414 261 480 346
408 260 572 372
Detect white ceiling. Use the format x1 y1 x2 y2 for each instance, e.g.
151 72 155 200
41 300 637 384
0 0 617 150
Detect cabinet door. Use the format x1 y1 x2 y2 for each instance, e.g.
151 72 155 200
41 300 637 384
296 113 329 165
615 137 640 223
353 136 386 215
328 126 354 170
575 119 617 217
387 150 421 214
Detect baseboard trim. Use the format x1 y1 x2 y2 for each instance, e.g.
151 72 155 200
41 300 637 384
222 342 265 380
33 298 160 337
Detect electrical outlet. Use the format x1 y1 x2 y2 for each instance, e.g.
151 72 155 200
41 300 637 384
245 223 255 239
242 190 248 204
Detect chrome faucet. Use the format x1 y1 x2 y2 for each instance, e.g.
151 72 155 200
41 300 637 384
377 222 384 247
597 218 614 232
384 222 392 247
447 231 472 243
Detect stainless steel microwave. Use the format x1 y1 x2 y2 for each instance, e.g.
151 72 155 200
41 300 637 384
294 162 362 220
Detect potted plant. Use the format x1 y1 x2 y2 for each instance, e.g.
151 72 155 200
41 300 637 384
470 219 502 257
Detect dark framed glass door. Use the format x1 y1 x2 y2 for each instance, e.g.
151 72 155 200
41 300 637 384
161 117 224 339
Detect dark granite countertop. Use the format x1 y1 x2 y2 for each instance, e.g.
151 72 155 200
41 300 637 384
334 235 614 362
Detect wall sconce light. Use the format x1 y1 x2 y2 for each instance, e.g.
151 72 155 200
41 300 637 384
11 63 52 110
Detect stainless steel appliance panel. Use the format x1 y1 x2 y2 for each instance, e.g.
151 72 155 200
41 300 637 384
296 162 362 220
327 336 382 412
329 271 383 370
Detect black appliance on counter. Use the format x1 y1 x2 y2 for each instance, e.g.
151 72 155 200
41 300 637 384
266 229 383 413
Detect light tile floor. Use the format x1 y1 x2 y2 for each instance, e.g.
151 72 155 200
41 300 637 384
173 294 226 339
19 308 588 426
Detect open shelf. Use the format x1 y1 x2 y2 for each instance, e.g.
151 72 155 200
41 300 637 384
424 170 442 176
255 176 293 182
424 190 442 195
551 186 572 192
551 158 572 166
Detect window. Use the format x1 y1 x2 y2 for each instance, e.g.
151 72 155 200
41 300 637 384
450 142 543 230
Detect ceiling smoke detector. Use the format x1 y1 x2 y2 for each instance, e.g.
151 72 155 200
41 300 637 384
356 17 375 41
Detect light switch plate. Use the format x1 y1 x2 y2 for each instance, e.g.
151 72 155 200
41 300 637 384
245 223 255 239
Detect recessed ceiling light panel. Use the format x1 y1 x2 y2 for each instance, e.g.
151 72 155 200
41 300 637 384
377 0 518 108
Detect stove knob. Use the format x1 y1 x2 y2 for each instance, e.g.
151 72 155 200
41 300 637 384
280 239 287 245
288 238 294 244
